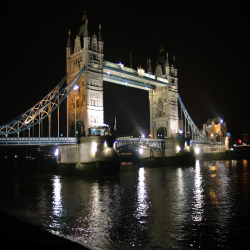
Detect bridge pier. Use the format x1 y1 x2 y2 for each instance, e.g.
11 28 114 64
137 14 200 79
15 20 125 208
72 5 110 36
118 137 195 166
57 136 120 176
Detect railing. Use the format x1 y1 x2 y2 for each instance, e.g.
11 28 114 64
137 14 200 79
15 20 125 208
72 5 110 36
191 140 222 145
103 61 169 85
103 72 155 90
0 66 85 136
117 137 164 149
0 137 77 145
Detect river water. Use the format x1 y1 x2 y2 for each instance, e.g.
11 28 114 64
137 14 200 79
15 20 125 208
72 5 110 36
0 159 249 249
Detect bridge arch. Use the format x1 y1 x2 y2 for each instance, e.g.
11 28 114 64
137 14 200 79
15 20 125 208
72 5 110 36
76 119 85 138
157 127 167 138
158 96 162 103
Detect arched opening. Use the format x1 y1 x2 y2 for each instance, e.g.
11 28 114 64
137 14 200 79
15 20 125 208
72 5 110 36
76 120 84 139
158 96 162 103
157 127 167 138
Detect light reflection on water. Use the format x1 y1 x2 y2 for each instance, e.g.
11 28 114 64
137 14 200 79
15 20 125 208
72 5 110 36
192 160 204 222
52 176 62 217
135 167 148 220
0 160 250 249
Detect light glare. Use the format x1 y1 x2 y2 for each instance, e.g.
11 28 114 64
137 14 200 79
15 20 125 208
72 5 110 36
54 148 59 156
73 85 79 90
195 147 200 154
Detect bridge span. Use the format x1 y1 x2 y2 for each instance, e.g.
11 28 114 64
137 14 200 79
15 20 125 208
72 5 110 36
0 14 226 147
116 137 165 150
0 137 76 145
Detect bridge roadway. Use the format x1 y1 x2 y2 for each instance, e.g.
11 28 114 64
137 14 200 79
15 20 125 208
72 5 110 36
0 136 213 148
103 61 169 90
0 136 165 149
0 137 76 145
116 137 165 150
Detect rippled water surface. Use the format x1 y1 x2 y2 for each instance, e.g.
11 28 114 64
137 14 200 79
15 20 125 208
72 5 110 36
0 159 250 249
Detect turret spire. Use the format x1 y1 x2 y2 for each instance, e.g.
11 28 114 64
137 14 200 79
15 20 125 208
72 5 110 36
98 23 103 41
148 58 153 74
173 55 177 76
173 55 176 69
67 30 71 47
166 52 169 66
84 18 89 37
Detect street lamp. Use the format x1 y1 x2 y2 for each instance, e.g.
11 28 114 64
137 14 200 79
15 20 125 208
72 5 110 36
73 85 79 137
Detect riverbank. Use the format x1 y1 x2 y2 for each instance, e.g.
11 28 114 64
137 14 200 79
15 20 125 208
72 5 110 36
0 209 90 249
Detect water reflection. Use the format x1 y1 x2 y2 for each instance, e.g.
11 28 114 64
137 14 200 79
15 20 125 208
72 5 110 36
44 175 63 234
0 160 249 249
52 176 62 217
243 159 248 168
192 160 204 222
210 165 217 178
177 167 185 221
209 189 219 205
231 159 237 167
135 168 148 221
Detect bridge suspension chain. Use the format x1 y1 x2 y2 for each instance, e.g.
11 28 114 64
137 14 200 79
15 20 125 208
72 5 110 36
0 66 85 135
178 94 221 141
178 94 209 141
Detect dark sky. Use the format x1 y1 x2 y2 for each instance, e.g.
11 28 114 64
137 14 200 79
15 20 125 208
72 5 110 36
0 1 249 137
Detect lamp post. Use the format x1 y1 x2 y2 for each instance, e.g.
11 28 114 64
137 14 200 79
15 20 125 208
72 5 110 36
73 85 79 137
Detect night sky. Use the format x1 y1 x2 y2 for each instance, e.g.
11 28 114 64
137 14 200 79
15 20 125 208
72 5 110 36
0 2 249 137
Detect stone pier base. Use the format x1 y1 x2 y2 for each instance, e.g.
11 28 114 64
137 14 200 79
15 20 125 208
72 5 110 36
57 136 120 177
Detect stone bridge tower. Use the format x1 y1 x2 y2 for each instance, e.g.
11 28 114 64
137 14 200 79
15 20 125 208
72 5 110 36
66 14 104 137
149 47 179 138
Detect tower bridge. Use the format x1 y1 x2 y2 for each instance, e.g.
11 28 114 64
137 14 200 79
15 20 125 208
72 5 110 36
0 14 225 149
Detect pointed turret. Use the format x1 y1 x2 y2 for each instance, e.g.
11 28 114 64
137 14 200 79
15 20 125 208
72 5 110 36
67 30 71 47
83 18 90 50
148 58 153 74
84 18 89 37
173 55 177 77
157 45 166 75
98 23 103 41
173 55 176 68
171 63 174 76
78 11 88 39
66 30 72 59
98 23 104 56
166 52 169 67
165 52 170 76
